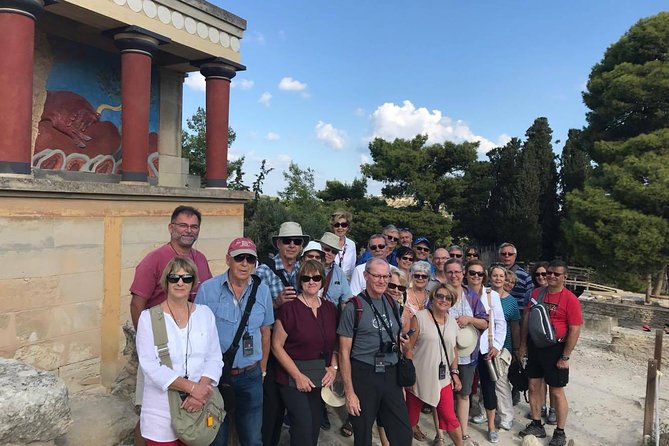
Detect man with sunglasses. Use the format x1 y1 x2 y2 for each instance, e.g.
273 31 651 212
519 260 582 446
498 242 532 311
350 234 399 296
413 236 432 262
195 238 274 446
448 245 464 260
129 205 213 446
356 224 402 267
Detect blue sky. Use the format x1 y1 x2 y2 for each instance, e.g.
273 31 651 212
182 1 667 196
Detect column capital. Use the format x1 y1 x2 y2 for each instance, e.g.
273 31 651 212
194 57 246 80
108 25 170 57
0 0 48 19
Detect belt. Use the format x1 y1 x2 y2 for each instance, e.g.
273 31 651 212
230 361 259 376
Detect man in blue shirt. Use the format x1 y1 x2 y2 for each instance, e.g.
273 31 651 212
498 242 532 310
195 237 274 446
317 232 353 307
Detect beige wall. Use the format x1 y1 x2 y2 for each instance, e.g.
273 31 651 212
0 192 245 390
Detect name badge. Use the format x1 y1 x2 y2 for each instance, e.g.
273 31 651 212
438 362 446 380
242 333 253 357
374 352 385 373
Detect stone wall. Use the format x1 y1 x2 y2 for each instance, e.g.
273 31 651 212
580 299 669 328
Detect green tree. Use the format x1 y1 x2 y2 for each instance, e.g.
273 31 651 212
509 139 542 260
559 129 591 200
487 138 522 245
361 135 478 213
452 160 494 245
316 178 367 202
181 106 237 184
566 13 669 290
278 162 316 202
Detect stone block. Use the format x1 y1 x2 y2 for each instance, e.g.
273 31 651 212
57 271 102 305
0 359 71 444
122 217 169 244
209 260 228 277
158 172 186 188
0 218 55 251
52 219 104 248
0 314 16 349
0 247 103 280
13 329 100 371
157 154 183 174
583 314 617 335
58 358 101 393
0 276 59 312
121 242 164 267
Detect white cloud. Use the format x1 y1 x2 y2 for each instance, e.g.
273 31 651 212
258 92 272 107
353 107 366 117
265 132 280 141
184 72 206 92
278 77 307 92
232 78 255 90
369 100 503 155
251 31 265 45
315 121 347 150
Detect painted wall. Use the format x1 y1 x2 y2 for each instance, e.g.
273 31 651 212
32 35 161 177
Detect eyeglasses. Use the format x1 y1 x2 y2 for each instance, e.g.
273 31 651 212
534 272 547 277
387 283 407 292
415 246 430 253
546 271 564 277
333 222 349 228
450 253 463 258
280 238 304 246
446 270 462 275
500 251 515 257
369 244 386 251
433 256 448 262
300 275 323 283
167 274 195 284
504 279 516 285
385 235 400 243
413 273 428 280
467 270 485 278
400 256 414 262
466 252 479 258
434 293 452 302
366 272 391 281
303 254 323 260
322 246 337 253
172 223 200 231
233 254 257 263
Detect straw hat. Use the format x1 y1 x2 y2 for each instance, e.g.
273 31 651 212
457 325 478 357
317 232 340 252
271 221 310 247
321 380 346 407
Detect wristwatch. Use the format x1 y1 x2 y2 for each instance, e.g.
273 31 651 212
560 355 570 361
333 365 339 370
450 369 460 375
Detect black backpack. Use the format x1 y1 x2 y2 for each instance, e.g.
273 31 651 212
508 360 529 392
528 287 559 348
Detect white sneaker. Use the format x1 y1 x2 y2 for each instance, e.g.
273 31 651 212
499 421 513 430
471 414 488 424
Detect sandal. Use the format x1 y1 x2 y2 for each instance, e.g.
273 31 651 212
413 426 428 442
340 420 353 437
433 435 446 445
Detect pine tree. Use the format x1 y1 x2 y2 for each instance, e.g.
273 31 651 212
487 138 522 246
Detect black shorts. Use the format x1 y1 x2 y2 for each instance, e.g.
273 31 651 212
526 340 569 388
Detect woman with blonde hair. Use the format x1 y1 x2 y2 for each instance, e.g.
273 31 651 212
402 260 431 329
330 209 356 281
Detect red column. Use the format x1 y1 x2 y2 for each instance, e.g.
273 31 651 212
114 32 159 183
200 62 237 188
0 2 43 175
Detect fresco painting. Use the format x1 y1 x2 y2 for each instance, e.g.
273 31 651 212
33 36 160 176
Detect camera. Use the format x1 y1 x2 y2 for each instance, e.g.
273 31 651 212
380 342 398 353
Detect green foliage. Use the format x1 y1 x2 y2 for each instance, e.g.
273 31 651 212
452 160 494 245
278 162 317 202
244 196 288 259
487 138 522 245
181 106 237 184
560 129 591 199
251 159 274 200
316 178 367 202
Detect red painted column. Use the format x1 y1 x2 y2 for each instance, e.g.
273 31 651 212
114 32 159 183
200 62 237 188
0 2 44 175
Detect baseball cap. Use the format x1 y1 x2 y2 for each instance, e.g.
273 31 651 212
228 237 257 257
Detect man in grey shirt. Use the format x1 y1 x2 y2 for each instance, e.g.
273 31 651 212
338 258 412 446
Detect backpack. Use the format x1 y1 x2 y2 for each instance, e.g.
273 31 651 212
528 287 558 348
508 360 529 402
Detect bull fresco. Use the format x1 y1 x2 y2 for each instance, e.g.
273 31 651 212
33 36 160 177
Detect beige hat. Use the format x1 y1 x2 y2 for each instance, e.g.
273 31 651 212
271 221 310 248
457 325 479 357
321 380 346 407
317 232 340 252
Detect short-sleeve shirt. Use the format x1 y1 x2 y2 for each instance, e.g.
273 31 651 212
510 263 532 308
337 293 401 366
130 243 212 309
255 255 300 301
500 295 521 351
527 287 583 340
322 264 352 306
194 272 274 369
275 298 338 386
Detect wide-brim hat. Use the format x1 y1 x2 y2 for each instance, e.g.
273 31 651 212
317 232 340 252
271 221 310 247
321 380 346 407
457 325 478 357
302 241 325 256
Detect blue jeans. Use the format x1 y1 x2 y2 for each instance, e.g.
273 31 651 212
211 365 263 446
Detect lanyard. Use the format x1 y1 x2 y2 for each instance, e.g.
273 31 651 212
429 309 451 368
361 292 394 351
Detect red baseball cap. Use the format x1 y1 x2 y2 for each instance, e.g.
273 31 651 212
228 237 257 257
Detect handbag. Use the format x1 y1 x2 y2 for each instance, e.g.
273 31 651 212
288 359 327 388
149 306 225 446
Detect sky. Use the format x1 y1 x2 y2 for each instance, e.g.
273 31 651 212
181 1 667 196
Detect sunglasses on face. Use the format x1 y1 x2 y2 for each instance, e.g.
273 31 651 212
300 275 323 283
467 270 485 278
413 273 428 280
500 252 515 257
546 271 564 277
281 238 304 246
400 256 414 262
434 293 452 302
303 254 323 260
415 246 430 253
369 244 386 251
385 235 400 243
233 254 257 263
387 283 407 292
450 253 463 258
467 252 479 258
167 274 195 284
333 222 349 228
322 246 337 254
534 272 548 277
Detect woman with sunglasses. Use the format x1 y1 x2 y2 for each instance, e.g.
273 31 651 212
330 210 356 282
395 246 415 278
405 284 464 446
136 257 223 446
465 247 480 261
402 261 432 330
272 260 339 446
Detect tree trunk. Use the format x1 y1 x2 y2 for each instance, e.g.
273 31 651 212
652 265 667 296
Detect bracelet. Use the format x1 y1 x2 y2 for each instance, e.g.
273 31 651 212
560 355 570 361
190 383 195 394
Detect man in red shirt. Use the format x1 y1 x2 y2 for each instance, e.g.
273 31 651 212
519 260 582 446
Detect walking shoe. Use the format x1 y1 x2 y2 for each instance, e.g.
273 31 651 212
498 420 513 431
546 407 557 425
519 421 547 438
525 405 547 420
487 431 499 443
549 429 567 446
471 414 488 424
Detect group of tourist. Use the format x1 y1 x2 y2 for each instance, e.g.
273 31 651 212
129 205 583 446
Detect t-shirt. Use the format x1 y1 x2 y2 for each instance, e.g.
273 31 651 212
275 298 338 386
527 287 583 340
130 243 212 309
500 295 521 351
337 293 401 366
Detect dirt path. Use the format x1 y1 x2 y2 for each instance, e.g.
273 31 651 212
279 332 669 445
